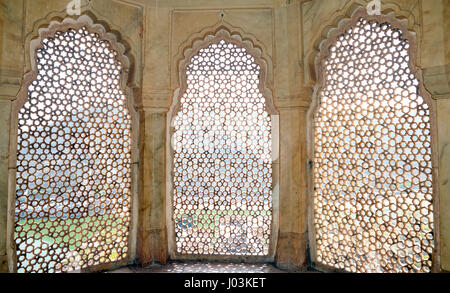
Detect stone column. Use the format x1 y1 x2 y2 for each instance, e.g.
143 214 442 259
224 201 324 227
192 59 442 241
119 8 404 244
436 93 450 272
136 1 171 266
0 97 12 272
273 1 310 271
0 0 24 272
421 0 450 272
137 95 169 266
275 99 309 271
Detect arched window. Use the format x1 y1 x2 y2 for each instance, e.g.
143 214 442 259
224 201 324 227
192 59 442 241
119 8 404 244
14 25 133 273
312 15 435 273
169 31 276 257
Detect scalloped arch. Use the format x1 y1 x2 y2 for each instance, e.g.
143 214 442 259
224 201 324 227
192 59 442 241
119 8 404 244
172 21 274 89
171 25 277 116
17 13 139 112
307 5 433 158
305 2 421 86
173 21 272 72
23 11 135 85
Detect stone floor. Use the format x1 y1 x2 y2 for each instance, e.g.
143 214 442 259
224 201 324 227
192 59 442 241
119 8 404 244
106 261 292 273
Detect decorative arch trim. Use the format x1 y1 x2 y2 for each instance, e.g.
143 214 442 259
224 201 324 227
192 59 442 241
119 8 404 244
172 21 274 89
175 27 277 116
305 1 421 87
23 9 137 85
173 21 272 71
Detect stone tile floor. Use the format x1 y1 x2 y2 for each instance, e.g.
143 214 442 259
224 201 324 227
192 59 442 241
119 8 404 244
106 261 304 273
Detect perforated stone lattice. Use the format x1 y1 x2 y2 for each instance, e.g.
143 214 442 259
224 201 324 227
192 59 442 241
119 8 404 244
313 18 434 273
172 39 272 256
15 27 132 273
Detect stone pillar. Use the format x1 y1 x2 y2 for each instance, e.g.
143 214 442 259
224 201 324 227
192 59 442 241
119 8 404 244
273 1 310 271
137 98 169 266
436 96 450 272
136 1 171 266
275 101 309 271
0 98 12 273
421 0 450 272
0 0 24 273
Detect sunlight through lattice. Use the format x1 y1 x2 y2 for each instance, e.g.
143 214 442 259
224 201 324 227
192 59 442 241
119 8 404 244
15 27 132 273
313 18 434 273
173 39 272 256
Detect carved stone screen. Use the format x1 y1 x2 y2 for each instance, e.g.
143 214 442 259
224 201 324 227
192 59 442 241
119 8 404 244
172 39 272 256
313 18 434 272
15 27 132 273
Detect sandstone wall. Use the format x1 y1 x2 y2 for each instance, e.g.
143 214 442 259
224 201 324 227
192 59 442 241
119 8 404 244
0 0 448 272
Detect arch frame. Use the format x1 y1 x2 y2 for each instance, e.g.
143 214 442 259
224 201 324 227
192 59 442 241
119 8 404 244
171 21 274 90
306 6 440 273
7 13 141 273
166 27 280 262
303 0 422 87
